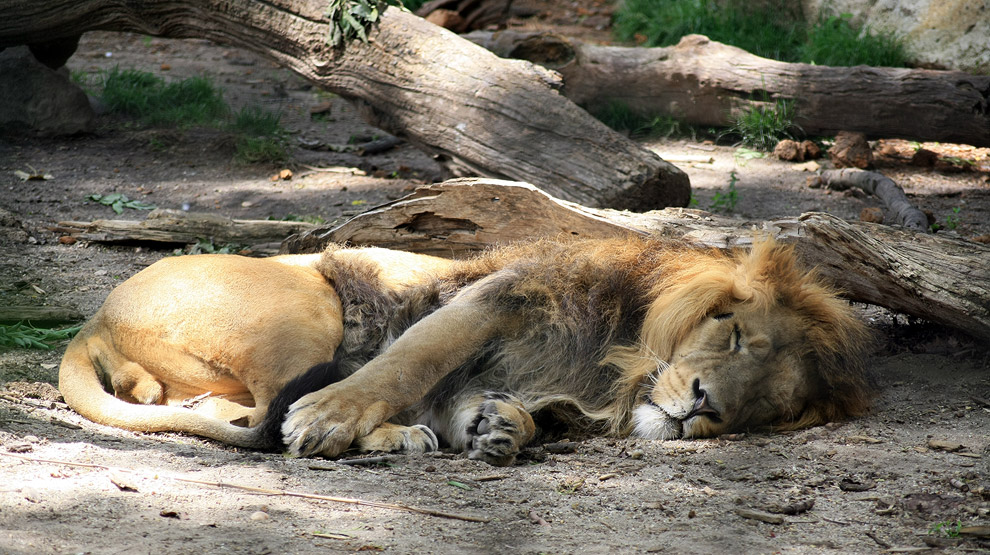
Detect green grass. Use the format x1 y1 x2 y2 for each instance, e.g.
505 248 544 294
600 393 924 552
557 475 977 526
0 323 82 351
613 0 909 67
721 98 798 151
592 101 695 139
96 68 288 163
100 67 228 126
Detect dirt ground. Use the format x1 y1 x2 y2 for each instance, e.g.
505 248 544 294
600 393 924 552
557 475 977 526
2 11 990 554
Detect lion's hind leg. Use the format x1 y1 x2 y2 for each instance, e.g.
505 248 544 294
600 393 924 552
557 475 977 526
353 423 439 454
449 392 536 466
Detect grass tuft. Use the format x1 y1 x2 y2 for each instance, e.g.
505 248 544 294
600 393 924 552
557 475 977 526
613 0 909 67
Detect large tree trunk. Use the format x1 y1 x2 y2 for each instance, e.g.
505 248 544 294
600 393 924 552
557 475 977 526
283 179 990 341
465 31 990 147
0 1 689 211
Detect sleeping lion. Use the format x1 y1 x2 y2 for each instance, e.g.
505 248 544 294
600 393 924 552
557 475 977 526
59 237 872 465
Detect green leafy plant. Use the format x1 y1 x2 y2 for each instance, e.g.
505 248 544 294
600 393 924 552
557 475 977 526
930 207 962 232
709 170 739 212
325 0 386 47
0 323 82 351
929 519 963 538
87 193 157 214
723 98 797 152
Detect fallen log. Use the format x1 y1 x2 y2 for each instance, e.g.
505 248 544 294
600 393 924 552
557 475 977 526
283 178 990 341
0 306 85 326
811 169 928 232
56 210 315 253
464 31 990 147
0 1 689 210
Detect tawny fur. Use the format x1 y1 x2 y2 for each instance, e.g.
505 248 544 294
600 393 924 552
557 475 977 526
58 237 873 462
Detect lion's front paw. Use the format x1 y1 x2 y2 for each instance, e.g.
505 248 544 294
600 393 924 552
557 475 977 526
281 387 390 458
355 423 439 454
465 394 536 466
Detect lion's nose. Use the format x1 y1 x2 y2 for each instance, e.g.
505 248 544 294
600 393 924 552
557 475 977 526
685 378 722 422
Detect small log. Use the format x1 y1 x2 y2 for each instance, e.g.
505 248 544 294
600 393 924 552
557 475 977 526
57 209 315 249
812 169 928 232
0 306 84 325
284 178 990 341
464 31 990 147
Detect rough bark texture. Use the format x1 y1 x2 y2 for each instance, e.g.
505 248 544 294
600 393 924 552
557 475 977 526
0 1 689 210
814 169 928 232
56 210 316 254
0 306 84 325
284 178 990 341
464 31 990 147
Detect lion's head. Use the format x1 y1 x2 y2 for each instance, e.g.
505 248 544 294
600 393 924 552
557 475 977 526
613 240 872 439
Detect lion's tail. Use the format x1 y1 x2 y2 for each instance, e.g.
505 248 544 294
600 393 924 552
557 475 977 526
58 330 270 449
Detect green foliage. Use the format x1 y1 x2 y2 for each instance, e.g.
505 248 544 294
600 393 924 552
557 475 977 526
100 67 228 126
722 99 797 151
613 0 909 67
801 13 910 67
929 519 963 538
709 170 739 212
229 106 289 163
0 323 82 351
930 206 961 232
87 193 157 214
326 0 385 47
592 101 692 139
98 69 289 164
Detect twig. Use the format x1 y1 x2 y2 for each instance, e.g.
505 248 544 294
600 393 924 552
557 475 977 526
0 452 488 523
336 455 397 466
865 530 891 548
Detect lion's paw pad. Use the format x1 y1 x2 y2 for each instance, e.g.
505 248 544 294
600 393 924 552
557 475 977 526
466 397 533 466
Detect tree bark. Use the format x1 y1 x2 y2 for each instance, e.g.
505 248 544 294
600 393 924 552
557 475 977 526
464 31 990 147
0 1 689 210
283 178 990 341
56 210 316 254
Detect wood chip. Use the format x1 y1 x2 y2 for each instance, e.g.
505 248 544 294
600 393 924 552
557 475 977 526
959 525 990 538
734 508 784 525
927 439 965 452
846 435 883 444
109 473 139 492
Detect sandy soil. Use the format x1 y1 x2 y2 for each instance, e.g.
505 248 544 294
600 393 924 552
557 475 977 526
1 17 989 554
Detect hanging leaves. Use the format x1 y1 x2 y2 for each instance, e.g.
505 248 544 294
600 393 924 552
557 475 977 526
325 0 389 47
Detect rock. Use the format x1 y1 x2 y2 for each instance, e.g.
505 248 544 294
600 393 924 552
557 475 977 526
424 9 465 31
800 140 821 160
0 46 95 135
860 207 884 224
775 140 821 162
828 131 873 169
911 148 938 167
774 139 803 161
